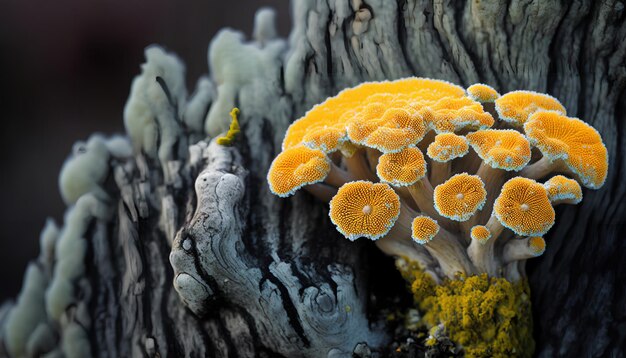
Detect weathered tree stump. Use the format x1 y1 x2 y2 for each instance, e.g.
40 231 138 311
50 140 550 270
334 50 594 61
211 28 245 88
1 1 624 357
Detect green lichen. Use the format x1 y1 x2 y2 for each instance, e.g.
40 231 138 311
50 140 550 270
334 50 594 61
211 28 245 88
216 108 241 146
398 259 534 358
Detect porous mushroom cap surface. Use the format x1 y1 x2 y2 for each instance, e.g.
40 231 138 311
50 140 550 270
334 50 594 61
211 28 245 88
267 146 330 197
282 78 465 150
528 236 546 256
433 173 487 222
495 90 566 127
411 216 440 244
376 147 427 186
329 181 401 241
423 96 494 133
426 133 470 162
524 111 608 189
466 129 532 171
544 175 583 203
301 125 346 153
347 107 427 153
470 225 491 243
466 83 500 103
493 177 555 236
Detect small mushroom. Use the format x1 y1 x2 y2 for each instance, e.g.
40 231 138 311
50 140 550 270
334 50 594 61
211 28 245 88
328 181 400 241
543 175 582 205
426 133 469 186
433 173 487 222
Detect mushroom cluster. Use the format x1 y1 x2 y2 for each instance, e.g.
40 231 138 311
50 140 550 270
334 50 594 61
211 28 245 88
266 77 607 355
267 78 608 283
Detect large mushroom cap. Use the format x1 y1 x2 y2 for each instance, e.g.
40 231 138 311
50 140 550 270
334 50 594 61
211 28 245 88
329 181 401 241
493 177 555 236
544 175 582 204
524 111 608 189
495 90 566 127
411 216 440 244
470 225 491 243
433 173 487 222
466 129 532 171
267 146 330 197
426 133 469 162
376 147 427 186
466 83 500 103
282 78 465 150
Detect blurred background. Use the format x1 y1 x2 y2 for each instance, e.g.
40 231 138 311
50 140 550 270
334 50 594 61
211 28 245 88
0 0 290 301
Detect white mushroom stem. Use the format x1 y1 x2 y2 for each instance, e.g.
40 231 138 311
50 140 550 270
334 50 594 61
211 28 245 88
429 160 451 187
304 183 337 202
469 163 506 227
421 229 475 279
365 148 381 172
343 149 378 181
375 237 436 279
468 215 506 275
325 163 357 187
503 262 523 282
502 237 545 263
407 178 456 232
519 156 564 180
467 236 498 277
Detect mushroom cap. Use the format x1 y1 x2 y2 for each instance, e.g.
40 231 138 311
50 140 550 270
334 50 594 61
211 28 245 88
466 129 532 171
543 175 583 204
282 78 465 150
433 173 487 222
495 90 566 127
301 125 347 153
267 146 330 197
528 236 546 256
470 225 491 243
329 181 401 241
466 83 500 103
422 97 494 133
524 111 608 189
347 107 427 153
411 216 440 244
426 133 470 162
493 177 555 236
376 147 427 186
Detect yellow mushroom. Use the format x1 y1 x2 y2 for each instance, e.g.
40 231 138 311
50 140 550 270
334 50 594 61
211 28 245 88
521 111 608 189
495 90 566 127
543 175 582 205
433 173 487 222
426 133 469 186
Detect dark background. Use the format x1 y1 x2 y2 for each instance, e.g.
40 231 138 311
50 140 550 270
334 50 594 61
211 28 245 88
0 0 290 301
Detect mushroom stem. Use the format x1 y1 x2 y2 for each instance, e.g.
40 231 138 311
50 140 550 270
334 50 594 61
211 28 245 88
502 237 545 263
407 178 456 232
422 229 475 279
304 183 337 202
375 236 435 275
467 235 498 277
343 149 377 181
469 163 506 228
469 215 505 275
519 156 561 180
325 163 357 187
365 148 381 172
429 161 451 187
503 261 523 282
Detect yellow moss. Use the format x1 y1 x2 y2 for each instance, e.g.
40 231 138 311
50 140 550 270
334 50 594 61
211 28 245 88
398 260 534 358
217 108 241 146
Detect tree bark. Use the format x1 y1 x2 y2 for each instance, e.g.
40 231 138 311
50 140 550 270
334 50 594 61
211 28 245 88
1 1 624 357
